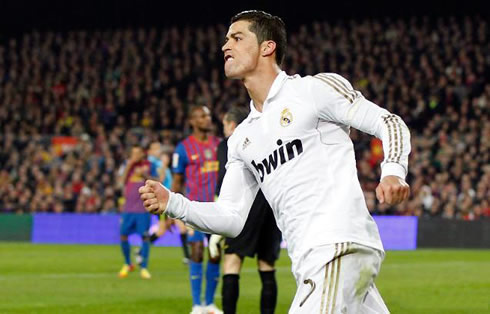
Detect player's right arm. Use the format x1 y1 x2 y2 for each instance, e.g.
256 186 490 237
140 134 259 238
119 159 134 188
170 173 184 193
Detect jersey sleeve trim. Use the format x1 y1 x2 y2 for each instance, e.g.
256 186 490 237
313 73 361 104
381 114 404 165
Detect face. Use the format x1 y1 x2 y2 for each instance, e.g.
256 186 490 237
130 147 145 162
148 142 161 157
222 115 236 137
222 20 261 79
190 106 212 132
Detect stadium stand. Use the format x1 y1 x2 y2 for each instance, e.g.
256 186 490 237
0 16 488 219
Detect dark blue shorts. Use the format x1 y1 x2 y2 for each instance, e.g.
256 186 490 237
120 213 151 236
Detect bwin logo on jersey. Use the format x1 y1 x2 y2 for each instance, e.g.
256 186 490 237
251 139 303 182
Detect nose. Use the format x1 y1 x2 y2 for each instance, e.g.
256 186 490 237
222 40 230 52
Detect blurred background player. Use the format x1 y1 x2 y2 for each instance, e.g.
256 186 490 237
209 107 282 314
136 143 184 265
118 144 153 279
172 105 222 314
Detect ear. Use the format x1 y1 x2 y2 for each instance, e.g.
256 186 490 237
261 40 277 58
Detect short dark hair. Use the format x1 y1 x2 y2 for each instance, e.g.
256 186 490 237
225 107 249 125
230 10 287 66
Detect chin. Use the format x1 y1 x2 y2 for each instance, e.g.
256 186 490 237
224 71 238 79
224 67 244 79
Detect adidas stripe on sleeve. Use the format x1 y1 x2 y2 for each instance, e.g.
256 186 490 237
310 73 410 179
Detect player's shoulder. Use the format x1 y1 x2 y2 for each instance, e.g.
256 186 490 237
283 72 311 89
180 135 193 144
210 135 222 146
282 72 345 96
174 139 188 155
309 72 354 89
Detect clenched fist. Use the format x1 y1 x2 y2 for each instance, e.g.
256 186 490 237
375 175 410 205
139 180 170 215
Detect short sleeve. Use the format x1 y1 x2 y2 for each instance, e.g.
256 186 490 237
172 142 188 174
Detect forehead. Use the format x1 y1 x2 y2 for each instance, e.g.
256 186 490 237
226 20 253 36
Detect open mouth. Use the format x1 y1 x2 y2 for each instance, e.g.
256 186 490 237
224 55 234 62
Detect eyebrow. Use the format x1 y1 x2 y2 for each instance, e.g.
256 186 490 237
224 31 244 42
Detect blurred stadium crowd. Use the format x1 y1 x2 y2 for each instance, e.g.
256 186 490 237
0 16 488 219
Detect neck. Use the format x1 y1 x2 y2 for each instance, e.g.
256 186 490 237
192 130 208 142
242 64 281 112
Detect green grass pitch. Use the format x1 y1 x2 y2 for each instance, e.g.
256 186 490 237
0 243 488 313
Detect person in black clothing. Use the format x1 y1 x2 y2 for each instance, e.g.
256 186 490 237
209 107 282 314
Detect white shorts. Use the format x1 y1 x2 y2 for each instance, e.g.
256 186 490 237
289 242 389 314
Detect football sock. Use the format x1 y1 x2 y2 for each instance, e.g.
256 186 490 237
205 261 220 305
180 233 190 259
120 240 131 265
140 240 150 268
259 270 277 314
190 261 203 305
222 274 239 314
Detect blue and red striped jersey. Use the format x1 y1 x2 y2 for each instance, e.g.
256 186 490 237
172 135 220 201
124 159 150 213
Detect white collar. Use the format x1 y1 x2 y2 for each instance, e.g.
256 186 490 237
249 71 289 118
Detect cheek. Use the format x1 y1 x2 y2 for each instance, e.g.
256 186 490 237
243 48 259 66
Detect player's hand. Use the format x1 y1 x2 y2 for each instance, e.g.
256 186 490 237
139 180 169 215
209 234 223 259
375 176 410 205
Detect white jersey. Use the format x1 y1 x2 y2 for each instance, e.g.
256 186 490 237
165 71 410 277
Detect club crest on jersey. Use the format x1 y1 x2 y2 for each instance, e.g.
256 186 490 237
280 108 293 127
204 149 213 160
251 139 304 182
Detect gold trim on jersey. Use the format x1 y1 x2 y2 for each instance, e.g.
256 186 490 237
314 74 360 104
382 114 403 163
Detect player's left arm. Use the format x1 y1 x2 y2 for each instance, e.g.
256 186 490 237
310 73 411 205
